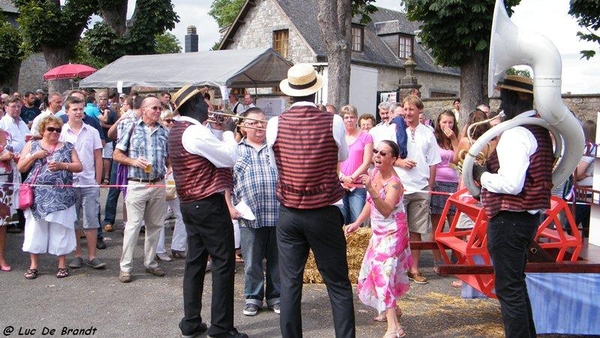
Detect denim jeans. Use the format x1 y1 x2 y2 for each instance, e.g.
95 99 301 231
103 160 120 226
240 226 280 306
487 210 539 338
341 188 366 225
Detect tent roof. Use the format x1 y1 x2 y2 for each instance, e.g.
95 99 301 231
79 48 293 89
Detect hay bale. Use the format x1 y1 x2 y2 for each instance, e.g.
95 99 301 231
303 226 372 284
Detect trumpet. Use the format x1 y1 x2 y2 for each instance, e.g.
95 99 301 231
205 111 268 131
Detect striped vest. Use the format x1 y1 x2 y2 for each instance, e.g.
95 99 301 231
272 106 344 209
481 124 553 218
168 121 233 203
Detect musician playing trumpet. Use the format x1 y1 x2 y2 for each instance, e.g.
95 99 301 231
473 75 553 338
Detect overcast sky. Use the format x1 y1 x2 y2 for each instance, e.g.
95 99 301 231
164 0 599 94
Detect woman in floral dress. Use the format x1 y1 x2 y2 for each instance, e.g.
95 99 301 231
0 130 20 272
346 140 412 338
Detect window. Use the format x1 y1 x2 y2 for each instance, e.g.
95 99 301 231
351 26 364 52
398 35 413 59
273 29 289 59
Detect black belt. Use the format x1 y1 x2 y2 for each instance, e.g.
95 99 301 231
128 177 164 183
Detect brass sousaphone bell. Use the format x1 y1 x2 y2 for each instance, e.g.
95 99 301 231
461 0 584 197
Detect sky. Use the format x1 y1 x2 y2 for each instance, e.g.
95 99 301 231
161 0 599 94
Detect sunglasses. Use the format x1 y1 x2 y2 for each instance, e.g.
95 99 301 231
46 127 62 133
373 148 388 157
164 119 174 124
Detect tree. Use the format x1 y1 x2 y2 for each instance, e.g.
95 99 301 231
0 15 24 86
155 32 182 54
14 0 179 93
569 0 600 60
402 0 520 117
208 0 245 28
316 0 376 109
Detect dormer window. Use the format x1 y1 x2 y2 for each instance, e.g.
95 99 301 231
398 34 413 59
351 25 364 52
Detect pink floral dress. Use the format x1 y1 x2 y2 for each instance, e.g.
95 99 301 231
356 171 412 314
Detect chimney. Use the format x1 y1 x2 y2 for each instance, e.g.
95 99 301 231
185 25 199 53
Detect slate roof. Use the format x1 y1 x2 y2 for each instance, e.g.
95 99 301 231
0 0 18 13
220 0 459 76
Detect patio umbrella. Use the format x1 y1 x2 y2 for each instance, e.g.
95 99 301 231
43 63 97 80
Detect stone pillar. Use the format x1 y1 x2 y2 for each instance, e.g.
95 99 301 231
397 57 422 100
185 26 199 53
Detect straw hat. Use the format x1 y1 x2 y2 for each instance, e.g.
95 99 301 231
496 75 533 94
279 63 324 97
172 84 201 109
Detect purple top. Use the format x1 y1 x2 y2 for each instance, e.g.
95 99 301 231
435 147 459 183
340 131 373 182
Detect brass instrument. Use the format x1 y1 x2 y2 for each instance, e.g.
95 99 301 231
205 111 268 131
461 0 584 196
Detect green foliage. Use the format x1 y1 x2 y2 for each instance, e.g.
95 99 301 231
0 17 24 84
506 67 531 78
155 32 182 54
401 0 520 67
209 0 245 28
14 0 96 52
569 0 600 59
126 0 179 55
352 1 377 24
82 22 127 64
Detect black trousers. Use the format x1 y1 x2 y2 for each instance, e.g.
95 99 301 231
178 194 236 337
487 210 539 338
277 205 356 338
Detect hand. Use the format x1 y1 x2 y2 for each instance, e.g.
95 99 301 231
443 126 456 139
35 149 49 160
229 207 241 219
472 163 488 183
400 158 417 170
47 161 62 172
345 223 359 235
134 157 149 169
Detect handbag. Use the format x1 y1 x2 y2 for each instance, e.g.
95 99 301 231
18 167 41 210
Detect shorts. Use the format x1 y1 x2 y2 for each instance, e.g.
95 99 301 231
102 141 114 159
74 187 100 229
403 190 431 234
431 181 458 215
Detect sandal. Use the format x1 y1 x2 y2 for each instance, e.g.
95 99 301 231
24 268 39 280
374 307 403 322
451 279 463 288
1 264 12 272
56 267 69 278
433 260 447 276
102 178 110 185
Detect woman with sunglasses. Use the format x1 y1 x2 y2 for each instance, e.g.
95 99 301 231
346 140 412 338
155 110 188 262
18 115 83 279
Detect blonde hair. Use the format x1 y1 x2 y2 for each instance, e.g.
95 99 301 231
38 115 64 135
339 105 358 118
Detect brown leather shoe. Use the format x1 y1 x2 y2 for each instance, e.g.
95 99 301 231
104 224 114 232
145 267 165 277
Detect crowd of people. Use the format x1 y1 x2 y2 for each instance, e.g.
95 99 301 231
0 68 588 338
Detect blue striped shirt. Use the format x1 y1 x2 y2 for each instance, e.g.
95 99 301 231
233 138 279 228
115 118 169 180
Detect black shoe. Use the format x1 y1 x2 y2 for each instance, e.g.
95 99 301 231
6 226 22 234
96 238 107 250
180 322 207 338
209 329 249 338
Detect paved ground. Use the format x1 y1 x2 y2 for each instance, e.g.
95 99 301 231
0 190 585 337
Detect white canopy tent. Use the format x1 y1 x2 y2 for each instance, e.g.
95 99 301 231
79 48 293 90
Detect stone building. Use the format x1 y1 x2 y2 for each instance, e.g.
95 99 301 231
217 0 461 114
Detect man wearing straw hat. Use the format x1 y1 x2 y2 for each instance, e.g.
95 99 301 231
168 85 247 338
266 63 355 338
474 75 553 338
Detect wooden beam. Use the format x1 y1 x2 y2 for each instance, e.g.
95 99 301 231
437 261 600 275
409 241 439 250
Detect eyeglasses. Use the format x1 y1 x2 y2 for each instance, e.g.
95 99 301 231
373 148 388 157
164 119 174 124
244 121 265 127
46 127 62 133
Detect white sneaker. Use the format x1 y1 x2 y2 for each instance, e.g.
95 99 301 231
156 252 172 262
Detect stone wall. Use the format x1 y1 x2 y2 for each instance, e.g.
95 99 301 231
376 66 460 98
421 94 600 124
17 52 47 93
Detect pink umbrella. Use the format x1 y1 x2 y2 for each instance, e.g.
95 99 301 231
43 63 97 80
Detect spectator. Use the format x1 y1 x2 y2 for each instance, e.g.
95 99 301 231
430 110 459 274
395 95 441 284
229 92 244 115
18 115 83 279
232 107 281 317
97 92 118 185
0 128 19 271
84 97 101 120
61 97 106 270
339 104 374 225
345 140 411 338
30 92 63 138
20 91 41 129
359 114 377 132
370 102 394 146
243 93 255 111
452 98 461 124
114 96 170 283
